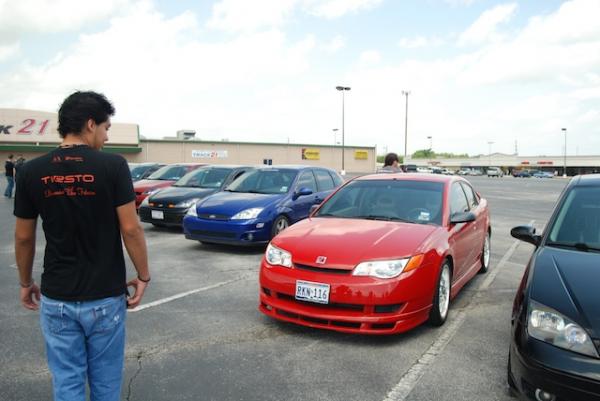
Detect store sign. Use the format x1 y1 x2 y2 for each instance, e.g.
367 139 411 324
354 150 368 160
192 150 228 159
302 148 320 160
0 108 138 145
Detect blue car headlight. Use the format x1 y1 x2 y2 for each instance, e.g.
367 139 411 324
231 207 263 220
186 203 198 217
528 300 599 358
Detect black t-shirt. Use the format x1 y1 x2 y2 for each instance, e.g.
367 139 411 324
14 145 135 301
5 161 14 177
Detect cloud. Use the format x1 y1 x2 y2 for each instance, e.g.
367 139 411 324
398 36 444 49
304 0 383 19
358 50 381 65
323 35 345 52
0 42 20 61
207 0 383 32
458 3 517 46
0 0 129 42
206 0 297 33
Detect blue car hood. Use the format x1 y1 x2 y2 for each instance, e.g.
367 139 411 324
149 186 217 204
531 246 600 338
196 191 285 216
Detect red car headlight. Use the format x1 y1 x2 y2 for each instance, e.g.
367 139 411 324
265 243 293 268
352 254 424 279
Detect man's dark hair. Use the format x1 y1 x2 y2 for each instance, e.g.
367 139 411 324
57 91 115 137
384 152 399 167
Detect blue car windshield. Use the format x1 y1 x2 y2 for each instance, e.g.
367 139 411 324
174 168 232 188
315 179 444 225
225 169 297 194
148 165 188 181
548 186 600 251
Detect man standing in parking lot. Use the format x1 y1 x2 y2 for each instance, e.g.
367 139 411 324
377 152 402 173
14 91 150 401
5 154 15 198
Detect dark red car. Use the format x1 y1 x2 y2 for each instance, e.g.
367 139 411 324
133 163 204 208
259 174 491 334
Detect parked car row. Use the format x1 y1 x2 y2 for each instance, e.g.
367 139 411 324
130 161 600 400
512 169 555 178
130 163 344 245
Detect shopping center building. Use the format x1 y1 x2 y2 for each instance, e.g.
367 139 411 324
0 108 376 174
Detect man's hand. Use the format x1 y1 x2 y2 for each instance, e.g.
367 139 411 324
20 283 41 310
126 277 148 309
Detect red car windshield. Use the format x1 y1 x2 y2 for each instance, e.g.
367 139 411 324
316 179 444 225
147 165 189 181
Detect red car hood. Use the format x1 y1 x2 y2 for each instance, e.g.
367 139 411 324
272 217 439 271
133 179 176 192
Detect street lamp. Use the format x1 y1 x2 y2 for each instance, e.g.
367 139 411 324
427 136 432 151
488 141 494 167
336 86 351 174
402 90 411 162
562 128 567 177
332 128 338 146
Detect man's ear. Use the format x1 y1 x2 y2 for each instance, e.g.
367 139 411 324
85 118 96 133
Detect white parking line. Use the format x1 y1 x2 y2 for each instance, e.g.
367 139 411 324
128 275 250 313
382 221 533 401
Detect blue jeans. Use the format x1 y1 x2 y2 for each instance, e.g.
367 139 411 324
40 295 126 401
4 176 14 197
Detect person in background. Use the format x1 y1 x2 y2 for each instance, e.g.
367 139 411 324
14 91 150 401
4 154 15 198
377 152 402 173
14 154 25 182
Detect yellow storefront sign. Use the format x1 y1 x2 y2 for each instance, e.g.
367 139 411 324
302 148 320 160
354 150 369 160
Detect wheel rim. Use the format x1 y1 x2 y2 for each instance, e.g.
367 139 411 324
483 234 490 268
275 218 288 234
439 266 450 318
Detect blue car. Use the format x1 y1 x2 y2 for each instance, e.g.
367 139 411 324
183 165 344 245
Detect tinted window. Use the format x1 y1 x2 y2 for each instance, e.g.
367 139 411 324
296 170 318 193
175 168 232 188
226 169 297 194
549 187 600 247
450 183 469 214
148 165 188 180
314 169 335 191
316 179 444 225
460 182 479 208
330 171 343 187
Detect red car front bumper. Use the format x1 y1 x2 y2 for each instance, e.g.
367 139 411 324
259 259 439 335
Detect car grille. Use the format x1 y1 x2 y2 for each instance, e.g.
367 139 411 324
294 263 351 275
197 213 230 221
189 230 236 239
139 208 185 225
270 291 402 314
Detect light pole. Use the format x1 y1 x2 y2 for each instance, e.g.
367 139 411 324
332 128 338 146
402 90 410 162
336 86 351 174
427 136 432 151
562 128 567 177
488 141 494 167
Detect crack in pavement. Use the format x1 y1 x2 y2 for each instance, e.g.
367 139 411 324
126 350 144 401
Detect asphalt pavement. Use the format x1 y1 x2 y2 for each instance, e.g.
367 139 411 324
0 175 568 401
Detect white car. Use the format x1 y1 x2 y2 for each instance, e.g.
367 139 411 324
487 167 504 177
416 166 433 173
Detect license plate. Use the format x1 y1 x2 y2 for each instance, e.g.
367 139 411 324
295 280 330 304
151 210 164 220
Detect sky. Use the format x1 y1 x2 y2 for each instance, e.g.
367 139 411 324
1 0 599 157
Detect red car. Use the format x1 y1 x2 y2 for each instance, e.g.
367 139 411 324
259 174 490 334
133 163 204 208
